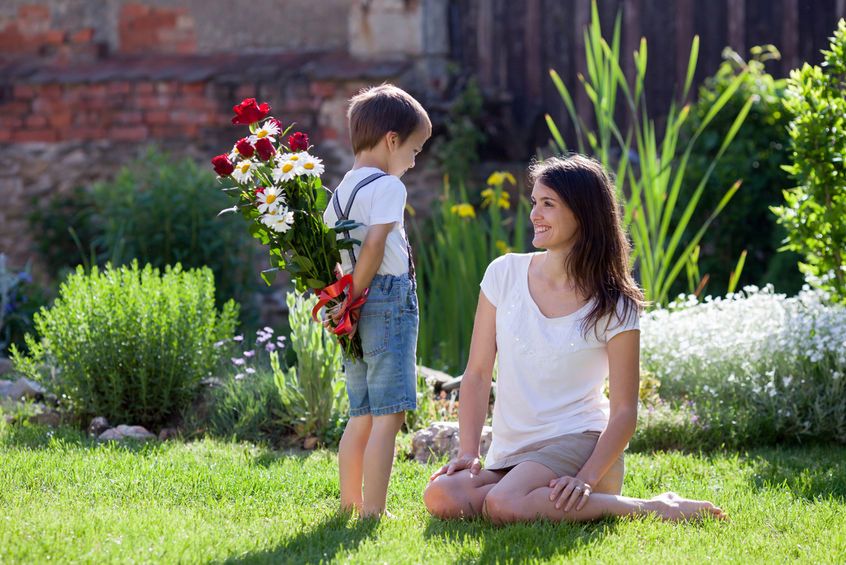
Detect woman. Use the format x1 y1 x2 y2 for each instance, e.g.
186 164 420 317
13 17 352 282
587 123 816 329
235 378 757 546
423 155 725 523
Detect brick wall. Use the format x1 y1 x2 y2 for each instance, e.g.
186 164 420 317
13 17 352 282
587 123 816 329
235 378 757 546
0 0 448 289
0 0 351 58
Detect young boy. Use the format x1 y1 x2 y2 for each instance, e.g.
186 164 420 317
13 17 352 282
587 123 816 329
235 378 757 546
323 84 431 517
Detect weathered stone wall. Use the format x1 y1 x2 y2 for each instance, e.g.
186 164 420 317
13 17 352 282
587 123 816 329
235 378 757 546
0 0 449 292
0 0 351 58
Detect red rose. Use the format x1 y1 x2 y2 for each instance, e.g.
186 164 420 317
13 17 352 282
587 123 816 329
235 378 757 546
255 186 265 195
255 137 275 161
211 154 235 176
288 132 309 152
235 137 255 158
231 98 271 125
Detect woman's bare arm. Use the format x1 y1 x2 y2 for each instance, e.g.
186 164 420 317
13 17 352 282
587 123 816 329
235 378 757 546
430 291 497 478
576 329 640 487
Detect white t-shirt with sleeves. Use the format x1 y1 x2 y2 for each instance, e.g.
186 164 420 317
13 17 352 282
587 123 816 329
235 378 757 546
323 166 410 276
479 252 640 467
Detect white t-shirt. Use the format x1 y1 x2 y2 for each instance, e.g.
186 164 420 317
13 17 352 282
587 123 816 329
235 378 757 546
479 253 640 467
323 167 410 276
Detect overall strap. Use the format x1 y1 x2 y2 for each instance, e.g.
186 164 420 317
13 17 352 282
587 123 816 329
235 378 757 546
332 172 388 269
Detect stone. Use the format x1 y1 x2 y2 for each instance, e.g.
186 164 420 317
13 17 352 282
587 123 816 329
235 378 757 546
303 436 319 450
441 376 462 393
411 421 493 464
417 365 453 392
97 424 156 442
0 380 13 397
5 377 45 400
439 376 496 399
88 416 111 436
0 356 13 375
97 428 124 441
114 424 156 441
158 427 179 441
29 408 62 427
200 376 223 388
44 393 59 406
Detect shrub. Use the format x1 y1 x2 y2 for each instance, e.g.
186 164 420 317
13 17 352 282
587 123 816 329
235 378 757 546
677 46 802 295
639 286 846 448
773 19 846 302
11 262 238 429
29 148 257 319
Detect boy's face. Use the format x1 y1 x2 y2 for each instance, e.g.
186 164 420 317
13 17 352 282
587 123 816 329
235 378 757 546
386 126 430 177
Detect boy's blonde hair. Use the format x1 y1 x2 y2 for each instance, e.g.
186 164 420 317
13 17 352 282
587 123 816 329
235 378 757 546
347 84 431 154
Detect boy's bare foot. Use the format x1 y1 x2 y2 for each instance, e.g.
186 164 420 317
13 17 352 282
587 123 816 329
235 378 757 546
646 491 727 521
359 508 397 520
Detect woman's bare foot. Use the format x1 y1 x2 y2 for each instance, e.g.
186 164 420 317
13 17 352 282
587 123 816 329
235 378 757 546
645 492 727 521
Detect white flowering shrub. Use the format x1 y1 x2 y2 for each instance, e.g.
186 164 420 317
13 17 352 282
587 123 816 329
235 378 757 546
637 285 846 448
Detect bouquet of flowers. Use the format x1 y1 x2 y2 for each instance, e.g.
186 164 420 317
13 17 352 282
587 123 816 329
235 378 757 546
211 98 367 357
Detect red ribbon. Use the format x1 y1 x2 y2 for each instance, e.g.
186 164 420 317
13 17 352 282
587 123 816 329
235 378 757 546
311 274 369 336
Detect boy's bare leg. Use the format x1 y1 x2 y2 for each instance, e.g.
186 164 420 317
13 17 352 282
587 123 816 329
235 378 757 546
338 414 373 513
361 412 406 517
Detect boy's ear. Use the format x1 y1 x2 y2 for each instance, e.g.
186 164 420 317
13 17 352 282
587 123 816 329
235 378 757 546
385 131 399 151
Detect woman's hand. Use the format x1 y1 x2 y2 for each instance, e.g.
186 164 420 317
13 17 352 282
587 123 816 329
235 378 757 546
429 453 482 481
548 476 592 511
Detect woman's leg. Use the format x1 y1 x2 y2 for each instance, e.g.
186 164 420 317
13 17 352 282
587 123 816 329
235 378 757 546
361 412 406 517
424 469 506 519
338 414 372 512
483 461 725 524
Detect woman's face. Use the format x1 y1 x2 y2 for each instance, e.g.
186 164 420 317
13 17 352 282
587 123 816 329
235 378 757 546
529 180 579 251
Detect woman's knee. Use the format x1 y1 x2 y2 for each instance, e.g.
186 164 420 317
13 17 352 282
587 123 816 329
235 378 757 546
593 458 625 495
424 477 474 519
482 488 520 524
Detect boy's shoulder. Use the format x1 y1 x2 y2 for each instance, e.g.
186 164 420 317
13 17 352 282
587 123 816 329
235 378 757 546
338 167 406 193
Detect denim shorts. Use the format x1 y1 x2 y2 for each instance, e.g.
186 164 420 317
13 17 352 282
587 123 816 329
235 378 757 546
343 273 418 417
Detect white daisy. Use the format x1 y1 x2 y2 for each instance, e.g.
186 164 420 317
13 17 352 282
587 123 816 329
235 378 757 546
256 186 285 214
261 210 295 233
300 153 325 177
232 160 255 183
249 119 280 144
273 160 300 183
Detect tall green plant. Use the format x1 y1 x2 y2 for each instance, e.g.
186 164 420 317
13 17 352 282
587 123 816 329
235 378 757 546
272 291 347 440
772 19 846 302
11 262 238 428
415 173 529 373
545 1 753 305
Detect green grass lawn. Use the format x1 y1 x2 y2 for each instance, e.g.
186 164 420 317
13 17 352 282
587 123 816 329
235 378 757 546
1 425 845 564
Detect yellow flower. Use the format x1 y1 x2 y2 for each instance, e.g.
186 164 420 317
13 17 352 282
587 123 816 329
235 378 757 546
481 188 511 209
450 203 476 218
486 171 517 187
495 240 511 255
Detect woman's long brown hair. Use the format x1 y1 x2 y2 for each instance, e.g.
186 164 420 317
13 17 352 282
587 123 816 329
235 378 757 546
529 154 645 337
